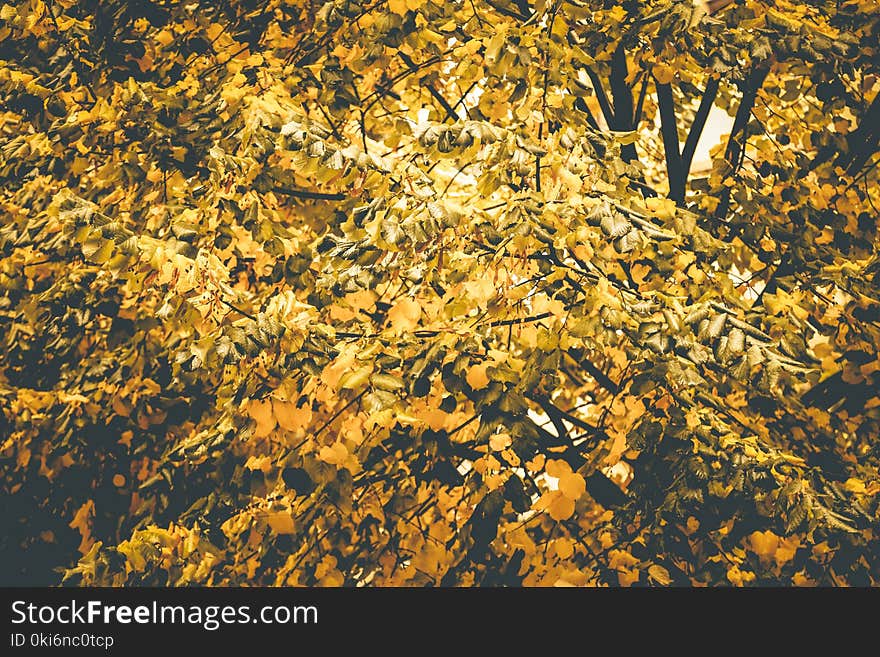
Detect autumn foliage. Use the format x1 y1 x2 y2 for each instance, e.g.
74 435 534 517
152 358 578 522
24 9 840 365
1 0 879 586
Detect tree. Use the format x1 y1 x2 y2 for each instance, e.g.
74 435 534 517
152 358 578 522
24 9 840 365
0 0 878 587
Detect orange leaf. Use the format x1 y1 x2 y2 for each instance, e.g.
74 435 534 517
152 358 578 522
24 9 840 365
545 459 572 479
466 363 490 390
328 304 356 321
554 537 574 559
387 0 408 15
273 399 312 432
617 569 640 586
465 277 495 305
558 470 586 500
489 432 511 451
345 288 377 312
843 478 866 494
548 492 575 521
525 454 546 472
319 441 349 466
388 297 421 333
748 530 779 561
247 399 276 438
774 536 800 567
266 510 296 535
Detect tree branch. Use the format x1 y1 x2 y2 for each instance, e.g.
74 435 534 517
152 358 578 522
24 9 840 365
574 96 601 131
655 78 685 203
488 312 553 328
274 187 346 201
485 0 531 22
398 51 459 123
633 73 648 128
220 297 257 321
609 44 633 128
610 43 637 163
566 348 621 395
528 393 605 438
681 76 719 177
714 65 770 220
526 398 628 509
585 66 615 128
313 390 367 439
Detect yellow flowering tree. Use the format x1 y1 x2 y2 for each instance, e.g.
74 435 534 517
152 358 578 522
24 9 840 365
1 0 878 586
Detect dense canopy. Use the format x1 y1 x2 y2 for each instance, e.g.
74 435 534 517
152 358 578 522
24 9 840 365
1 0 878 586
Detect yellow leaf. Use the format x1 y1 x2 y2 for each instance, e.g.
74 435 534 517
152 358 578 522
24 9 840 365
484 472 505 490
604 429 627 465
748 530 779 561
424 407 448 431
319 441 349 466
117 541 146 572
489 432 512 451
554 537 574 559
608 548 638 570
558 470 586 500
484 26 507 64
69 500 94 533
545 459 572 479
387 297 421 333
321 348 357 389
726 564 756 586
273 399 312 432
465 277 496 305
531 293 566 318
792 571 814 587
338 365 372 390
18 447 31 468
644 196 677 220
220 72 248 105
328 304 356 321
68 500 95 554
387 0 408 16
526 454 545 473
247 399 276 438
466 363 490 390
266 510 296 535
345 288 377 313
518 324 538 348
607 5 627 22
653 63 675 85
648 564 672 586
319 568 344 586
548 492 575 521
593 179 616 193
205 22 225 42
631 262 652 285
500 448 520 467
118 431 133 448
774 536 800 567
315 554 341 583
617 569 640 586
244 455 272 472
155 29 174 47
844 477 866 494
675 251 696 270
